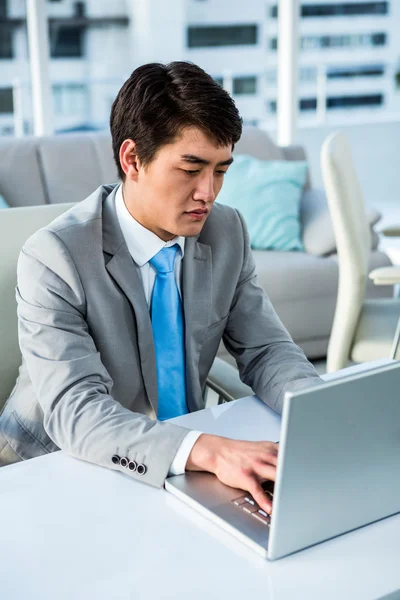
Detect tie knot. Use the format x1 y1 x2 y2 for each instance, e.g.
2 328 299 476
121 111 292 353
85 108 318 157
149 244 179 274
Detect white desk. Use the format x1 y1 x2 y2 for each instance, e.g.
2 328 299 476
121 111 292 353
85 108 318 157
0 395 399 600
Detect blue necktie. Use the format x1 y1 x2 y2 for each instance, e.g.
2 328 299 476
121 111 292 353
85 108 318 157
149 245 188 421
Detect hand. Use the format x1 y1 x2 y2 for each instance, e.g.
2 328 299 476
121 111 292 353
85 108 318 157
186 434 278 514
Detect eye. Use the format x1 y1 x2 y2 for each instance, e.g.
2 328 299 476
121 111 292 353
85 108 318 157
184 169 200 175
215 170 228 176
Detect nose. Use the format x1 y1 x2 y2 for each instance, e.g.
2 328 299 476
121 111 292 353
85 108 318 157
192 173 216 204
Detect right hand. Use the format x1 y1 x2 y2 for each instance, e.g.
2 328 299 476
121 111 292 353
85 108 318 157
186 434 279 514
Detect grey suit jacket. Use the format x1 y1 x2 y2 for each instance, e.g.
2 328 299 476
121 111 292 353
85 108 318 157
0 184 320 487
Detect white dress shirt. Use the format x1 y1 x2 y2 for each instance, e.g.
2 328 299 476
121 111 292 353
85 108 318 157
115 184 202 476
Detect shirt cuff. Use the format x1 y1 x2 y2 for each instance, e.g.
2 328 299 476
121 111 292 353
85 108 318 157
168 430 203 476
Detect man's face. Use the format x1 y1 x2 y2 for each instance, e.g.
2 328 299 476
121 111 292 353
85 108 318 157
124 127 233 240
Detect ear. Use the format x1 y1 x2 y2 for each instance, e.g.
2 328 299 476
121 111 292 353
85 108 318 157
119 139 142 182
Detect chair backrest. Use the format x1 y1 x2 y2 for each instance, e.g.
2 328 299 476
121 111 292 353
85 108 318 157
321 132 371 372
0 203 75 409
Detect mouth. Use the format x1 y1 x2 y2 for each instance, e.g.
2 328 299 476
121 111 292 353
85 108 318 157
185 208 209 215
184 207 209 221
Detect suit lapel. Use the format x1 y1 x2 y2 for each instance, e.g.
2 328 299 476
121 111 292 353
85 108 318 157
101 187 214 416
182 237 212 411
102 189 158 416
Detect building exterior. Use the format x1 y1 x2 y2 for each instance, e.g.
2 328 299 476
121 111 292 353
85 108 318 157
1 0 400 135
186 0 400 127
0 0 132 135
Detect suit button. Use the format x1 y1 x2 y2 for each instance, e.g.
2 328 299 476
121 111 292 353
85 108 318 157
120 457 129 468
137 463 147 475
128 460 137 472
112 455 121 465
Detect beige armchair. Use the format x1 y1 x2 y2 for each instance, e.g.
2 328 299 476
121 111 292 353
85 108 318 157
0 204 248 412
321 132 400 372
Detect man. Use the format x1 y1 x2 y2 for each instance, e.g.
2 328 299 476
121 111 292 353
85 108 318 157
0 62 320 514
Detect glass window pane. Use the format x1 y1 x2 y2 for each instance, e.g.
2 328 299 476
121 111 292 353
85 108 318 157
233 76 257 95
49 25 84 58
0 87 13 113
0 24 13 59
188 25 258 48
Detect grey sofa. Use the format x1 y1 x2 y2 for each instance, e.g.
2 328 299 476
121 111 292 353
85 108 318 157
0 126 392 361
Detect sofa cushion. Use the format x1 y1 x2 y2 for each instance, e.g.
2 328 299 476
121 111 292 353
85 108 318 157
37 134 106 204
252 250 339 342
0 195 9 209
0 138 46 207
301 188 381 256
234 126 284 161
91 133 119 184
217 155 307 250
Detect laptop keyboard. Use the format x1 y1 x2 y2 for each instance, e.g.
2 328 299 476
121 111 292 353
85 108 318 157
231 480 274 527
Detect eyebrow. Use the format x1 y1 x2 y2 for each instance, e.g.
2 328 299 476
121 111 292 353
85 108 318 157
180 154 234 167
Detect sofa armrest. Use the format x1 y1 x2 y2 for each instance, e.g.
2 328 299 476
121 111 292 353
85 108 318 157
368 265 400 286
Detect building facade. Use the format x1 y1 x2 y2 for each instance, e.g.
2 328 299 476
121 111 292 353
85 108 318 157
0 0 399 135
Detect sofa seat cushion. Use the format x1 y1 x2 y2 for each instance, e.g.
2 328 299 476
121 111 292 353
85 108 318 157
251 249 392 345
252 250 339 343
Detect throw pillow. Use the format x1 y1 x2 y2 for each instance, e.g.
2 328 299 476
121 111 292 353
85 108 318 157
0 194 9 209
217 154 307 251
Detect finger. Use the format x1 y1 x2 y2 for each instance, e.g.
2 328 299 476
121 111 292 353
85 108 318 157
260 442 279 461
248 479 273 514
258 450 278 467
253 462 277 482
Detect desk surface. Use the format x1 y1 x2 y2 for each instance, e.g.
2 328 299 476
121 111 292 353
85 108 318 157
0 396 399 600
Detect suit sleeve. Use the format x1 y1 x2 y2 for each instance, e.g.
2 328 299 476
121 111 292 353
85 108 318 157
16 229 190 488
222 210 322 414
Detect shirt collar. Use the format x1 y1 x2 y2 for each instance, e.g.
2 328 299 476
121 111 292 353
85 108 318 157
115 184 185 267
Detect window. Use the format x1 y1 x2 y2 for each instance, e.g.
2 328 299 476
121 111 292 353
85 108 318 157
327 65 385 79
268 98 317 113
74 2 86 17
300 67 318 83
270 2 388 18
327 94 383 109
53 83 88 116
267 94 383 113
233 76 257 95
299 32 386 51
0 25 13 59
49 25 84 58
213 76 223 86
299 98 317 111
269 5 278 18
269 37 278 50
303 2 388 17
0 0 7 17
187 25 258 48
267 99 318 113
0 87 13 113
371 33 386 46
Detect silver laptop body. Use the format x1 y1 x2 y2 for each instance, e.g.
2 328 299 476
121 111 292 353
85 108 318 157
165 362 400 560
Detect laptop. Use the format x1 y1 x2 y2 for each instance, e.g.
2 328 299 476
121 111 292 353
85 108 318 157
165 361 400 560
